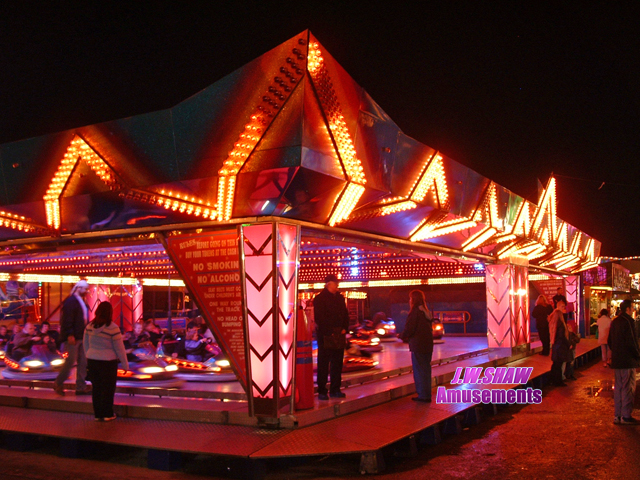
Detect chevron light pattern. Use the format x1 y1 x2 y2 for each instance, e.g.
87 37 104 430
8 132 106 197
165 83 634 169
510 265 530 346
216 37 307 221
44 135 123 229
44 135 214 230
276 224 300 400
486 264 512 348
308 41 367 226
564 275 580 329
241 222 300 417
241 223 276 416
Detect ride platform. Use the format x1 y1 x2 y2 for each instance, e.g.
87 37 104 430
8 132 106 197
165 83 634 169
0 339 601 476
0 339 502 427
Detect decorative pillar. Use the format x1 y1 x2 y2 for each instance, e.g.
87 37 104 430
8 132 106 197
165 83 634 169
565 275 580 332
485 264 530 348
85 283 143 331
240 222 300 418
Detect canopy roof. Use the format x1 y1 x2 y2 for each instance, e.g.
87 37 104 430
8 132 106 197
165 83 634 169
0 31 599 274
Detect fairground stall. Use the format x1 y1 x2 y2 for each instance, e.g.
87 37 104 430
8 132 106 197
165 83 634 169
0 31 601 421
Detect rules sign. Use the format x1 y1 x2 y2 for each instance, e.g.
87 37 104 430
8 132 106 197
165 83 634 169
165 230 247 388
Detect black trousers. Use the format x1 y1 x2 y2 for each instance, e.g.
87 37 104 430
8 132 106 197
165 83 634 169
87 359 118 419
537 321 550 355
316 347 344 395
550 360 564 384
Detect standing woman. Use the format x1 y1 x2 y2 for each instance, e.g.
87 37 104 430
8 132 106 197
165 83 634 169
549 308 572 387
83 302 129 421
532 295 553 356
401 290 434 403
597 309 612 366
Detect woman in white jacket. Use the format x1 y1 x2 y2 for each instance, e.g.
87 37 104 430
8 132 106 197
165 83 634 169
83 302 129 421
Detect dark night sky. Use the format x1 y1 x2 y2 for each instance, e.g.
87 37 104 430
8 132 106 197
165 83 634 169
1 2 639 256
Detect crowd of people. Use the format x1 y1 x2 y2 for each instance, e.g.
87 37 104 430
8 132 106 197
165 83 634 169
0 280 219 421
530 288 640 425
313 277 639 426
0 320 59 359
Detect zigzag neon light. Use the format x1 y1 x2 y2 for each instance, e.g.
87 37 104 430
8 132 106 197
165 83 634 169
410 217 477 242
462 182 500 251
44 136 122 229
44 135 212 230
217 43 305 221
348 152 449 224
308 42 367 226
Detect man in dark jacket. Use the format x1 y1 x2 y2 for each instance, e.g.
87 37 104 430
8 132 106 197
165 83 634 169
608 299 640 425
54 280 91 396
313 274 350 400
552 287 567 309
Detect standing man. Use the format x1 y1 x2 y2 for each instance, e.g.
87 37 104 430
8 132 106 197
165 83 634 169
54 280 91 396
313 274 349 400
608 299 640 425
552 287 567 309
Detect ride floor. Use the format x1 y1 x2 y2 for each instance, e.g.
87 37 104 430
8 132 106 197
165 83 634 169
0 336 540 427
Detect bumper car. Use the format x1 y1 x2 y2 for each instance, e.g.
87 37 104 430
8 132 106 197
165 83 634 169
156 342 237 382
312 340 378 373
0 347 5 365
116 346 184 388
432 319 445 341
347 334 383 353
373 320 397 341
342 355 378 372
1 345 65 380
355 319 398 342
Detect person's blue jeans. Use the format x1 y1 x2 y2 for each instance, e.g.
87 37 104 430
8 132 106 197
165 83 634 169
614 368 636 419
411 351 433 400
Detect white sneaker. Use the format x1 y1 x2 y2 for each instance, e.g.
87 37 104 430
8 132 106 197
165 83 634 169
103 415 117 422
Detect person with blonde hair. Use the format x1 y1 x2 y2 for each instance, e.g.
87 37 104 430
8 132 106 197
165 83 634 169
532 295 553 355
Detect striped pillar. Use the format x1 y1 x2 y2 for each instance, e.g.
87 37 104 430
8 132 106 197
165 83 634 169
486 264 529 348
240 222 300 418
564 275 580 331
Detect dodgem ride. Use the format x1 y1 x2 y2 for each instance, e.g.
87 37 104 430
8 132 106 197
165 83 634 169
1 345 65 380
156 338 237 382
117 346 183 388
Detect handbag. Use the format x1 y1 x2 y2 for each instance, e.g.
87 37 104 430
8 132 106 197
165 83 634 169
323 329 346 349
569 331 581 347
